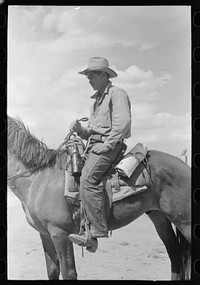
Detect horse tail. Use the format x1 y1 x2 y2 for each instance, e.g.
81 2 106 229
176 227 191 280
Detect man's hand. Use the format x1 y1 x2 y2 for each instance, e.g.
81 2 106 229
92 143 110 154
70 120 82 133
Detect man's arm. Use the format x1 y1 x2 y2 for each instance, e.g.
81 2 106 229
77 126 91 140
104 88 131 150
70 120 91 140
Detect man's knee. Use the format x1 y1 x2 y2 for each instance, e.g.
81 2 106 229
80 176 103 200
80 172 99 188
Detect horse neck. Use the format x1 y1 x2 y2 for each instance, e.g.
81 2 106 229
7 152 33 203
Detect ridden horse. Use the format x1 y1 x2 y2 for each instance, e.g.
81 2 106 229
7 115 191 280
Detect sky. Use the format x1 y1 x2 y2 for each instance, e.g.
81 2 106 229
8 5 191 164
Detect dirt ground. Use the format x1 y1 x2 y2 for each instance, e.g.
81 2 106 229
7 189 171 280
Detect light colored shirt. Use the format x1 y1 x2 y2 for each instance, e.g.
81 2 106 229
78 81 132 150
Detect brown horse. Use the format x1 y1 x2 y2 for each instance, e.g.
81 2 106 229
7 115 191 280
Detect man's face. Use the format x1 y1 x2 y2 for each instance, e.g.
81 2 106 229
87 72 105 91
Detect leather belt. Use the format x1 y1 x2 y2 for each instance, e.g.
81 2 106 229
90 134 123 145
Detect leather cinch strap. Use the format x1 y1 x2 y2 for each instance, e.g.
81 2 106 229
111 172 120 192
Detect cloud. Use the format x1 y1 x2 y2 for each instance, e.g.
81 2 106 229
114 65 166 104
8 6 190 54
8 5 191 158
117 65 153 82
131 108 191 144
8 60 174 145
8 76 34 107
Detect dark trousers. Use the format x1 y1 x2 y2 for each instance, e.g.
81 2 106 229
80 142 124 234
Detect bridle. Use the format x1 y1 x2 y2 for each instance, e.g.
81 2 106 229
7 117 89 182
7 166 39 182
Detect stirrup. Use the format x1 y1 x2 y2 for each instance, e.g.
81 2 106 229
83 221 98 253
83 220 92 246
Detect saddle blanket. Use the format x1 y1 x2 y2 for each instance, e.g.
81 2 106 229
111 185 147 202
64 161 149 204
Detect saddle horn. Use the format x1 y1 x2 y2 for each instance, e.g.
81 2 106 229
78 117 89 122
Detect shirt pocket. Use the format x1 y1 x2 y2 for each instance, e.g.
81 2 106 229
95 110 111 128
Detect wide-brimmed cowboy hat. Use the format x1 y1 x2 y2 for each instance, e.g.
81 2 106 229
78 57 118 78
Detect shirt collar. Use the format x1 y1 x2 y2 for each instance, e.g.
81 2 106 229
90 81 112 99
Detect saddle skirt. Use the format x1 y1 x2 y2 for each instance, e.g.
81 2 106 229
64 158 149 220
64 162 149 199
106 161 149 202
64 140 149 219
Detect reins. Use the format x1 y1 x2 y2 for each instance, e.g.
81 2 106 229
7 148 59 182
7 117 89 182
7 166 39 181
7 137 81 182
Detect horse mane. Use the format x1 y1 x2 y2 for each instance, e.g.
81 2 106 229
7 115 60 171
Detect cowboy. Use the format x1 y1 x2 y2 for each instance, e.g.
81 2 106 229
68 57 132 248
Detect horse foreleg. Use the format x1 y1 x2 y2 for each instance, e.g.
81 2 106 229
40 233 60 280
50 227 77 280
146 210 181 280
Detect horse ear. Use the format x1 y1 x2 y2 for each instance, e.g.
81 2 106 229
181 149 187 156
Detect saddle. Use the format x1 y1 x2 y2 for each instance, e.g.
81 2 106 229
64 137 150 220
